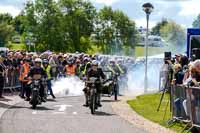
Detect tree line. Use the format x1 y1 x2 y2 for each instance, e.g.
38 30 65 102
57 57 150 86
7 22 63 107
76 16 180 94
0 0 138 54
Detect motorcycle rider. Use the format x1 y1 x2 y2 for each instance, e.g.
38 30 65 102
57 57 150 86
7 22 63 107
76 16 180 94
42 59 56 99
83 60 106 107
27 58 47 102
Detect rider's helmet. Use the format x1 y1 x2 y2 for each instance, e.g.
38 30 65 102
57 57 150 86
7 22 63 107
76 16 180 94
42 59 49 65
92 60 99 66
35 58 42 64
67 57 74 66
109 59 115 66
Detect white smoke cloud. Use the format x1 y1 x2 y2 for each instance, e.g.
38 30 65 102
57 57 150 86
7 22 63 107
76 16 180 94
52 77 84 97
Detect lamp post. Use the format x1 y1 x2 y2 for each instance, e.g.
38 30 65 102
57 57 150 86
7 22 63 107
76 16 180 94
142 3 154 93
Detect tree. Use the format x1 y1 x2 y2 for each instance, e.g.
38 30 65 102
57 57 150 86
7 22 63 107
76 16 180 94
151 19 168 36
193 14 200 28
0 13 13 25
95 6 138 54
0 22 14 47
59 0 97 52
160 21 186 52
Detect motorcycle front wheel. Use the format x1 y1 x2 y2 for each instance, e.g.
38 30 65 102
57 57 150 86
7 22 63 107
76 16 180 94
90 93 96 114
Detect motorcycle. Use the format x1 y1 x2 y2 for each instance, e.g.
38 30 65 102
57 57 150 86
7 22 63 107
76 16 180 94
29 75 47 109
86 77 100 114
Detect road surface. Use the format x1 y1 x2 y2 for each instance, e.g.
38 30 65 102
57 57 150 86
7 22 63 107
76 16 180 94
0 96 147 133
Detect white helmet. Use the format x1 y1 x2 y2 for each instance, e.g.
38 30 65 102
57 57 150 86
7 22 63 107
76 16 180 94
92 60 99 66
35 58 42 63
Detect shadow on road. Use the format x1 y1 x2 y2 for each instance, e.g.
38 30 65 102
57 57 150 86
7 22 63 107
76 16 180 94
32 106 54 111
94 111 116 116
101 99 121 103
46 99 57 102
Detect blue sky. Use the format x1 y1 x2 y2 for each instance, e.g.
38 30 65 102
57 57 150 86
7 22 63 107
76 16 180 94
0 0 199 28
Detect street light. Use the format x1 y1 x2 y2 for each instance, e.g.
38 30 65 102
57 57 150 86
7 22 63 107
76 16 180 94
142 3 154 93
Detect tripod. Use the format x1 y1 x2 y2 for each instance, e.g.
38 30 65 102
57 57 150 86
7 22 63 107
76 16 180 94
157 64 172 112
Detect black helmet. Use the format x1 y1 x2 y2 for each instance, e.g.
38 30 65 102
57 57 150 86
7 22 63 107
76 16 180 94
43 59 49 65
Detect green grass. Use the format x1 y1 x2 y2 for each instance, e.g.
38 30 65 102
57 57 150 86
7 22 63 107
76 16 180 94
127 93 188 132
135 46 165 57
7 42 26 50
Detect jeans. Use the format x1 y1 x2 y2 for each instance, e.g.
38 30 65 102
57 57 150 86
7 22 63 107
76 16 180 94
47 80 55 97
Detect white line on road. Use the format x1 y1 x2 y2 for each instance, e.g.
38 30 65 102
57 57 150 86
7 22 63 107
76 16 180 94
32 111 37 115
73 112 77 115
54 104 72 112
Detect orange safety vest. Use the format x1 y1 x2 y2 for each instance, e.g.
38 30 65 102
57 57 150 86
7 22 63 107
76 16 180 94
65 65 76 76
19 64 30 82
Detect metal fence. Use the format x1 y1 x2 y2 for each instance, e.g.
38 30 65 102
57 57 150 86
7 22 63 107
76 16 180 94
171 85 200 129
3 67 21 93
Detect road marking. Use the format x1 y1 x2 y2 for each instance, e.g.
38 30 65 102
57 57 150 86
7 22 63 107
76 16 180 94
73 112 77 115
32 111 37 114
54 104 72 112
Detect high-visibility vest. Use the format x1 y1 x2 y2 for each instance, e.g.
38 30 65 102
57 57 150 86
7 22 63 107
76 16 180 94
19 64 30 82
65 65 76 76
116 64 124 74
107 65 116 74
43 66 51 79
82 62 91 76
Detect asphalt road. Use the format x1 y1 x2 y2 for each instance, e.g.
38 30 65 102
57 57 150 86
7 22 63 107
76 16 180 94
0 96 147 133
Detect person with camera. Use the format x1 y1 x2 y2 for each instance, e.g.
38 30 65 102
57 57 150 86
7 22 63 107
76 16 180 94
83 60 106 107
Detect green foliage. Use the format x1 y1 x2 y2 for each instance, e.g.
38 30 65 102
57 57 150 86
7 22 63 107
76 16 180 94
193 14 200 28
0 0 138 54
151 18 168 36
0 22 14 47
94 6 138 54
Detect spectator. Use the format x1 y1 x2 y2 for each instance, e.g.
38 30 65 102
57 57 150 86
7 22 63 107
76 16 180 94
173 64 184 85
0 56 5 98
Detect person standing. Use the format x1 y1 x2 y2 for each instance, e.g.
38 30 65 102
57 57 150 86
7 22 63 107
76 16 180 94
19 58 31 100
42 59 56 99
0 56 5 98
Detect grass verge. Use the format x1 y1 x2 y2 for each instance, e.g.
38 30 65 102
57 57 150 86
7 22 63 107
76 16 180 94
127 93 188 132
7 42 26 50
135 46 165 57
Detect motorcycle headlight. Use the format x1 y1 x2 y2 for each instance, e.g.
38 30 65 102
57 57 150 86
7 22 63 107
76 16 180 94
34 80 40 86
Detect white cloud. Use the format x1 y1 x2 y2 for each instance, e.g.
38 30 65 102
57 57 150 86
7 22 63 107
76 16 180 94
0 5 21 17
135 18 157 29
91 0 120 5
178 0 200 16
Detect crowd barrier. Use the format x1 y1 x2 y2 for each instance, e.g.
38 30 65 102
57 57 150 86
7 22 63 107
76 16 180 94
171 85 200 129
3 67 21 93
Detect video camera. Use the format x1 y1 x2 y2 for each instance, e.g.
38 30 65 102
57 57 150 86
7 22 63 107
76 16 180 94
164 52 175 64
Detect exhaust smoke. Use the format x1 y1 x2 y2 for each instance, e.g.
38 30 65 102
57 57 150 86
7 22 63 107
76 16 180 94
52 76 84 97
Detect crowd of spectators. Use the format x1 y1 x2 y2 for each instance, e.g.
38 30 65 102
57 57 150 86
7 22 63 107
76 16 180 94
0 50 130 100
